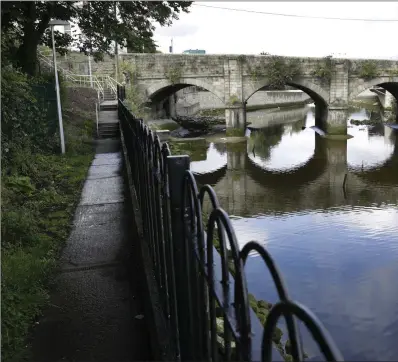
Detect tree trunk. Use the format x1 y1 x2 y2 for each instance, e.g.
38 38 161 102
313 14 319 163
18 35 40 76
17 2 39 76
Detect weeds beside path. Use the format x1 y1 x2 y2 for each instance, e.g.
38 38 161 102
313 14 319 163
1 83 96 361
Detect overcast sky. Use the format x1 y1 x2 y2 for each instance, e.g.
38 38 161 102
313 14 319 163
153 2 398 59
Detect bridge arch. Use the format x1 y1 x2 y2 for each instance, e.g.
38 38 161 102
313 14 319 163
144 78 225 104
244 76 330 129
348 76 398 102
245 76 330 105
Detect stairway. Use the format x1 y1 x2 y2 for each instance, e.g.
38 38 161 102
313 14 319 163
98 98 119 139
103 87 117 101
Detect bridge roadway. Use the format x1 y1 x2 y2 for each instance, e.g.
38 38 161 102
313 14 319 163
192 133 398 218
121 53 398 136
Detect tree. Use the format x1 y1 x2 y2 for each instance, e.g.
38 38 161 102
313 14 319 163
1 1 192 75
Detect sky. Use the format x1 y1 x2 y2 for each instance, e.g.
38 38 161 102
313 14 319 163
153 2 398 59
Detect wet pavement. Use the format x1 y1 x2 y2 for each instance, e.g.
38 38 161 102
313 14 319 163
30 139 151 361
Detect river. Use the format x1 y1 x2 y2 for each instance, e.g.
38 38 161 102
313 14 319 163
176 104 398 361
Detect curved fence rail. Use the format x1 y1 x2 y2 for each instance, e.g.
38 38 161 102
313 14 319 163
117 85 344 362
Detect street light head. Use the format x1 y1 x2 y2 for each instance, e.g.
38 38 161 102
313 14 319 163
48 19 70 26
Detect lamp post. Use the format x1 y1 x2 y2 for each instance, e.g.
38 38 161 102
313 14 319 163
48 19 69 154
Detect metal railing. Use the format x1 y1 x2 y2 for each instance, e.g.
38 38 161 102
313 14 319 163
38 52 115 101
117 85 344 362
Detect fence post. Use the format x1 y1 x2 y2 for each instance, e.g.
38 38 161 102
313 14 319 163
167 155 192 361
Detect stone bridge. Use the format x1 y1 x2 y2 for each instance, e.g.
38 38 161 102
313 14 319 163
193 134 398 217
120 53 398 136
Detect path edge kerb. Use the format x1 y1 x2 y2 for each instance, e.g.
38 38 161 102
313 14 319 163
120 125 177 361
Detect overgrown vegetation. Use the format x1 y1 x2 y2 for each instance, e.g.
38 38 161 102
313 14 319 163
164 62 184 84
312 56 332 82
227 94 240 106
248 56 301 89
118 60 149 119
1 64 95 361
358 60 379 80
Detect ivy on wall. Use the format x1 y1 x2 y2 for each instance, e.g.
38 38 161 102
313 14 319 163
164 62 184 84
312 56 332 82
247 56 301 89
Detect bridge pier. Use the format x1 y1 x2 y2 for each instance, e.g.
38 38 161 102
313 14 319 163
324 107 349 137
168 94 177 118
225 105 246 137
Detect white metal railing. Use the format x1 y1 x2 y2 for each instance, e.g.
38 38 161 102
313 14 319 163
38 51 112 101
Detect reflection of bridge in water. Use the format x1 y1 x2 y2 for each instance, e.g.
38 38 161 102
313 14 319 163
247 106 310 129
193 132 398 217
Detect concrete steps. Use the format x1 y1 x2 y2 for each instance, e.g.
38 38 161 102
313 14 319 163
97 106 119 139
98 123 120 139
100 101 118 111
103 88 116 102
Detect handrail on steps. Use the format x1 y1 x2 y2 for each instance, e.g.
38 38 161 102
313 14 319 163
38 51 118 101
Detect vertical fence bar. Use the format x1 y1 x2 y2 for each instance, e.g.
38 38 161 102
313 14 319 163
167 155 193 361
95 103 99 138
161 145 181 361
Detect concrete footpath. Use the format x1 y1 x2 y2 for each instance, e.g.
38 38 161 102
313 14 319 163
30 139 151 361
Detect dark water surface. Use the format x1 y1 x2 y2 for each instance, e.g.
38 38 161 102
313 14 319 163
185 105 398 361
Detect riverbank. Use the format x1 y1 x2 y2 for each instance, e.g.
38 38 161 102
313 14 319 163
1 84 96 361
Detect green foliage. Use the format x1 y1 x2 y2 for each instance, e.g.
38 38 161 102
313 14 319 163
1 152 92 361
164 63 184 84
312 57 332 82
237 54 247 64
386 68 398 77
1 65 95 360
1 66 61 169
227 94 240 106
1 1 193 75
249 56 301 89
358 60 379 80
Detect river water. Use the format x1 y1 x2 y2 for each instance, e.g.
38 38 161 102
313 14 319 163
179 104 398 361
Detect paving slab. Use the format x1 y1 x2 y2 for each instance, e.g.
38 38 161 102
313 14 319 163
31 266 149 362
87 164 122 180
30 138 151 361
79 176 124 205
61 204 129 267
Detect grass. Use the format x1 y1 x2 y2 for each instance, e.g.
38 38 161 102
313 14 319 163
1 90 95 362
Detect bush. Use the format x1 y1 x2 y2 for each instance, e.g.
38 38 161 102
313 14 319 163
358 60 379 80
1 66 61 169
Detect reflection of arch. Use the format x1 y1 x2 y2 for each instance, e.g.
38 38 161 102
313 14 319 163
348 77 398 102
193 164 228 186
350 133 398 185
246 134 329 189
145 79 225 104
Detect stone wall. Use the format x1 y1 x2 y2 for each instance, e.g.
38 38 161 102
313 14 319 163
175 88 311 111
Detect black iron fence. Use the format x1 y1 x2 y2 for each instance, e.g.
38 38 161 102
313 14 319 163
117 85 344 362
